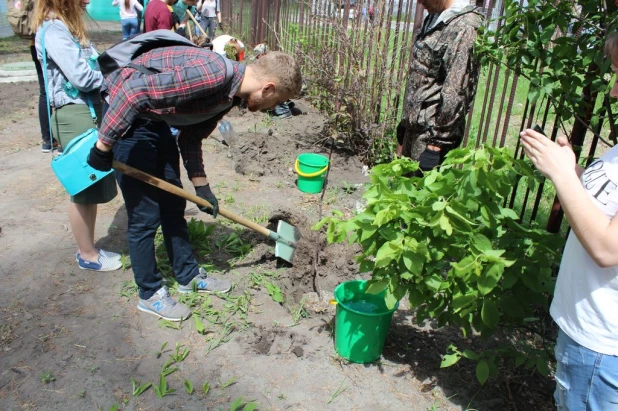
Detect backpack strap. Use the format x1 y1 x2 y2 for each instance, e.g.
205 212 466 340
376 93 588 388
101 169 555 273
126 62 158 75
41 21 98 157
221 55 234 88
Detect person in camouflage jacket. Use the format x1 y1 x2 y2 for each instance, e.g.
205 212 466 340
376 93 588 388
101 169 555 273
397 0 483 171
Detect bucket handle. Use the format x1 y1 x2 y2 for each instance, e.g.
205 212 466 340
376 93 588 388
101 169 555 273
294 158 328 178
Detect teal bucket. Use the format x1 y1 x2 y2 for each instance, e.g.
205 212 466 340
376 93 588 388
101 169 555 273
334 280 399 363
294 153 329 194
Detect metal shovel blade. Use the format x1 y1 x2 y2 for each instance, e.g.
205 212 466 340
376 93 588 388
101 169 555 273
273 220 302 264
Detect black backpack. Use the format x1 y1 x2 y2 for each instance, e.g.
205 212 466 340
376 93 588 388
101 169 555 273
98 30 197 76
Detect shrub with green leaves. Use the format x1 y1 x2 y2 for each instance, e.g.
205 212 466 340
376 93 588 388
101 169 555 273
315 146 565 382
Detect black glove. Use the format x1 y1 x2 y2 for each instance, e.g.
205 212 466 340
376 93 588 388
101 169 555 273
418 147 441 171
171 12 180 26
195 184 219 218
218 21 224 31
87 143 114 172
174 26 186 37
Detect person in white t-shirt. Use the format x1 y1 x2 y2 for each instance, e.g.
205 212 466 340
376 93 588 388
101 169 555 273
112 0 144 40
197 0 222 40
520 34 618 411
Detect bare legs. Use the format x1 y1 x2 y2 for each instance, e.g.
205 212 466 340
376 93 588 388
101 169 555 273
68 202 99 262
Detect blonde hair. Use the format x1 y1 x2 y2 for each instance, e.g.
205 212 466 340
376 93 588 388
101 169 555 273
250 51 302 97
605 33 618 65
31 0 90 45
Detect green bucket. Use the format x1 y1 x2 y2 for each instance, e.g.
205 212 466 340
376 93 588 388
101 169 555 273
295 153 329 194
334 280 399 363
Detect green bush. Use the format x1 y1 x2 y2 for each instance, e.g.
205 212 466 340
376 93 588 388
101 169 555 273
315 146 564 383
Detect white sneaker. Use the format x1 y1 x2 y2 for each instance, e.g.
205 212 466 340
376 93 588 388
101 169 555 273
76 249 122 271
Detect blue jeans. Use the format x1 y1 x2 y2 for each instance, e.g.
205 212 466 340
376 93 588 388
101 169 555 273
200 17 217 39
113 119 200 300
121 17 139 40
554 328 618 410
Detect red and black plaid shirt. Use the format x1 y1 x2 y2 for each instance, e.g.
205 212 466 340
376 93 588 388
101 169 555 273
99 46 244 178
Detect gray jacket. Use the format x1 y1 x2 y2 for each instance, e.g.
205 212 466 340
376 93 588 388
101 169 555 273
35 19 103 109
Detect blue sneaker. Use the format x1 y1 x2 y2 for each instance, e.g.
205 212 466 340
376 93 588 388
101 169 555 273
177 267 232 294
76 249 122 271
137 286 191 321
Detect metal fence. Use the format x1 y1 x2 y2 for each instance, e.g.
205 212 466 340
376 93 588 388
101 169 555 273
226 0 610 233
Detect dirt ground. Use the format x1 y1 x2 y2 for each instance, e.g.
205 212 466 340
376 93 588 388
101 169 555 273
0 29 555 411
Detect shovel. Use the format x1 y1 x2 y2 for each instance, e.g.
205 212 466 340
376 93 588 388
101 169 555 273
112 160 301 264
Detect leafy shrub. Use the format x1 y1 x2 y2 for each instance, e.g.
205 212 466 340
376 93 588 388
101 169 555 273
316 146 564 383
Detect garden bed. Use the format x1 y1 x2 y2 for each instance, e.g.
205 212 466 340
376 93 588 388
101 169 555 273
0 27 555 411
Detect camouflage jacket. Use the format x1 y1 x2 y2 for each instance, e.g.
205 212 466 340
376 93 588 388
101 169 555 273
400 5 483 160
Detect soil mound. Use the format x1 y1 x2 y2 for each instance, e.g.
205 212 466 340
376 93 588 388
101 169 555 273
241 208 360 301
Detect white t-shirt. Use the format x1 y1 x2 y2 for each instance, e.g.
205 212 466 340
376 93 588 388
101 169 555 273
112 0 143 19
212 35 244 57
200 0 220 18
550 144 618 356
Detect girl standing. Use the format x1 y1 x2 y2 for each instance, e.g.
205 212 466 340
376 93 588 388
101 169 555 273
197 0 221 40
112 0 143 40
32 0 122 272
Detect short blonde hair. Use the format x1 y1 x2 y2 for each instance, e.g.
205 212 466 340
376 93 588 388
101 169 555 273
605 33 618 65
250 51 302 97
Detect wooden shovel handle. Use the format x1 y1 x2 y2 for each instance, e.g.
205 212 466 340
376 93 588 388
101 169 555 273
112 160 272 238
186 9 209 39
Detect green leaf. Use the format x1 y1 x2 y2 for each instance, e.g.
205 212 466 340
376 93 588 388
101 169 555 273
440 353 461 368
229 396 244 411
365 279 389 294
359 258 375 273
408 289 425 308
515 354 527 368
477 263 504 295
384 289 399 310
265 282 284 303
481 300 500 329
452 293 477 313
184 379 194 395
472 234 492 252
402 250 424 276
500 208 519 220
536 357 550 377
476 360 490 385
432 200 447 211
451 256 475 278
461 349 479 360
244 403 258 411
439 214 453 235
424 274 443 292
195 316 206 335
202 381 210 395
375 241 401 267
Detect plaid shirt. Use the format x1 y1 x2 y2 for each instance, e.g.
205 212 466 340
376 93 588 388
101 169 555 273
99 46 244 178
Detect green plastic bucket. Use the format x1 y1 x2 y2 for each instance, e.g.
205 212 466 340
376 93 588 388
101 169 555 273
295 153 329 194
334 280 399 363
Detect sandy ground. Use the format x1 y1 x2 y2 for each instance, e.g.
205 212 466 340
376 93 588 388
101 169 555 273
0 28 555 411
